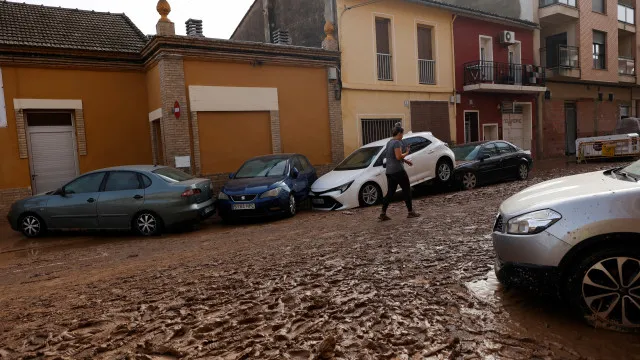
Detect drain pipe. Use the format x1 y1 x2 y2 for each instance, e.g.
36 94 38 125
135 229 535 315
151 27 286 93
450 14 458 145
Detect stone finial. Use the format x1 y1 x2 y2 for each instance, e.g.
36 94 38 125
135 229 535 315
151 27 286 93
157 0 171 22
322 20 338 51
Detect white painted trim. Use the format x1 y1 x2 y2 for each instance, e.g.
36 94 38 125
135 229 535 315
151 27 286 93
482 123 499 141
372 12 397 84
13 99 83 110
463 110 480 143
148 108 162 122
414 19 439 86
356 113 405 147
0 67 6 128
479 35 494 62
463 84 548 93
188 86 279 112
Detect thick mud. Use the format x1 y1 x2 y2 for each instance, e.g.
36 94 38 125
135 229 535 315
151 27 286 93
0 162 639 359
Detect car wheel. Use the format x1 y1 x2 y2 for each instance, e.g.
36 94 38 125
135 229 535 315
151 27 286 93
359 183 381 207
461 172 477 190
133 212 162 236
285 194 297 217
567 246 640 332
19 214 45 238
436 159 453 184
518 163 529 180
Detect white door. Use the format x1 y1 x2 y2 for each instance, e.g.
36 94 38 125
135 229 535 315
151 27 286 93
508 42 522 85
404 135 435 184
480 37 494 81
502 113 525 149
483 124 499 141
27 112 79 194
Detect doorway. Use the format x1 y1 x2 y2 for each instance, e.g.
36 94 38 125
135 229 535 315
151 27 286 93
152 119 165 165
565 102 577 155
480 36 494 81
464 111 479 143
26 112 79 194
508 42 522 85
502 102 533 151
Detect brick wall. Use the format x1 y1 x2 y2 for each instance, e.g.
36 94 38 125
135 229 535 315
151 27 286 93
158 55 191 171
327 78 344 164
542 99 566 158
0 188 32 220
577 0 620 83
576 99 620 138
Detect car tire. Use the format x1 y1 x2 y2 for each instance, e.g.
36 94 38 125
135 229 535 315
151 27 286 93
133 211 162 236
285 194 297 217
436 159 453 184
566 245 640 332
517 163 529 181
19 214 45 238
359 182 382 207
461 171 477 190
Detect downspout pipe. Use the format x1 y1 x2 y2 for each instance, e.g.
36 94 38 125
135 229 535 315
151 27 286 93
451 14 457 145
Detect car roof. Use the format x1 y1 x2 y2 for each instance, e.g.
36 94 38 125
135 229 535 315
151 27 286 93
452 140 516 148
362 132 434 148
87 165 167 173
245 154 300 161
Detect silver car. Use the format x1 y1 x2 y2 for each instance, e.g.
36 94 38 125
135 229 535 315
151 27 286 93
7 165 215 237
493 161 640 332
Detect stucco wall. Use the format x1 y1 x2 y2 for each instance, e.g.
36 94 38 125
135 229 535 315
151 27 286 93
0 67 152 190
183 60 333 167
146 64 161 112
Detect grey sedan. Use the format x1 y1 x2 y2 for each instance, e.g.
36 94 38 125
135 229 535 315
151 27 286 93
7 165 215 237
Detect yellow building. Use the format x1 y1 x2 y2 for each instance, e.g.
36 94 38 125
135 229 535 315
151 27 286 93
336 0 456 155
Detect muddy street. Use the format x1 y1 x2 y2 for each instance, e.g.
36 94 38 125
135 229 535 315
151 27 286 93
1 162 639 359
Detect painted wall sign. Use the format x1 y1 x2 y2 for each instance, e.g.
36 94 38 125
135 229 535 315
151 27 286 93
0 67 7 128
173 101 181 119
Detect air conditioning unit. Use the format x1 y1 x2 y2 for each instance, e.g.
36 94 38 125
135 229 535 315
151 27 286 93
500 31 516 45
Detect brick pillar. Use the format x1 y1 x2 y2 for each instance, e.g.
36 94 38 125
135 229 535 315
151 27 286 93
328 77 344 164
158 54 191 172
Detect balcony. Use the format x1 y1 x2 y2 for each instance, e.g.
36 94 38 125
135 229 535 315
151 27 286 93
540 45 581 79
619 56 636 83
539 0 579 24
418 59 436 85
618 4 636 33
463 61 547 94
377 53 393 81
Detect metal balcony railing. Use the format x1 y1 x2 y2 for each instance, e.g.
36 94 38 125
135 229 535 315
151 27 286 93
539 0 576 8
619 57 636 75
463 61 546 86
540 45 580 69
377 53 393 81
418 59 436 85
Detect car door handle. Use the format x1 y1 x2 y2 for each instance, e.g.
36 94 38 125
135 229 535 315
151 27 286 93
87 198 96 203
133 195 144 200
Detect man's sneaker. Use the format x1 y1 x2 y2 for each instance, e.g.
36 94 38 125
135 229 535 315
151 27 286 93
407 211 421 218
379 214 391 221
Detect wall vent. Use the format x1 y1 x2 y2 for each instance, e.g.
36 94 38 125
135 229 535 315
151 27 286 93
272 29 291 45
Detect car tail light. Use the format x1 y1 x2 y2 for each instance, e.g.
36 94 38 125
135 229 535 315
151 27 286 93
181 188 202 197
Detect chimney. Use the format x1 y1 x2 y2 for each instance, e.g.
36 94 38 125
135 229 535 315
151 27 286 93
186 19 204 37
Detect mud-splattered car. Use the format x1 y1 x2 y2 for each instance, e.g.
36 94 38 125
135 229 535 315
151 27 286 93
493 161 640 332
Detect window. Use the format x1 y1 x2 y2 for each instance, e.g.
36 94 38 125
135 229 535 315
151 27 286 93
495 142 515 154
336 146 383 171
141 174 152 188
540 0 576 7
593 31 607 69
481 144 500 158
404 136 432 153
618 4 635 24
105 172 141 192
152 167 194 183
64 173 105 194
361 118 401 145
292 157 304 172
235 158 289 178
297 156 312 172
417 25 435 85
376 17 393 81
592 0 605 13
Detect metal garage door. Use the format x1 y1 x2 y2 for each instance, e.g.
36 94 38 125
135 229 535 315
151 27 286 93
410 101 450 142
26 112 79 194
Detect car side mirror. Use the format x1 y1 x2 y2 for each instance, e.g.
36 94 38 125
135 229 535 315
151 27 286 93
291 167 300 179
228 173 235 179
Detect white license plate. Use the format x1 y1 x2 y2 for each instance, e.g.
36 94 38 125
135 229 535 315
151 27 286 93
233 204 256 211
203 206 214 214
312 198 325 205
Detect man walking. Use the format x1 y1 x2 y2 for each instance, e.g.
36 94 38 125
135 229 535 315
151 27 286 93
379 123 420 221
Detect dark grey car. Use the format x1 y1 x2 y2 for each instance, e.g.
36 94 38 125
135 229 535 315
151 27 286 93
7 165 215 237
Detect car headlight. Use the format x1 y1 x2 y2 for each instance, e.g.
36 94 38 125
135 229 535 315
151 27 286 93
260 187 283 199
218 192 229 200
507 209 562 235
329 181 354 194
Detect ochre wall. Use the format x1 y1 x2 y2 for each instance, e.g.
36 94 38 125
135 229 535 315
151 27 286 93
198 111 272 174
1 67 152 190
183 60 332 167
146 64 162 112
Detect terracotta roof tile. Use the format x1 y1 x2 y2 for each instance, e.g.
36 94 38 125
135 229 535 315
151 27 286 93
0 1 148 53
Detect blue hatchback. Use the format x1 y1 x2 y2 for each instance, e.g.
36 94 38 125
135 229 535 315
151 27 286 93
216 154 317 221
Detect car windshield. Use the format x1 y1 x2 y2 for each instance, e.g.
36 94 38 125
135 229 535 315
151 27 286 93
235 158 289 178
621 160 640 179
452 144 482 161
152 167 194 183
335 146 383 171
